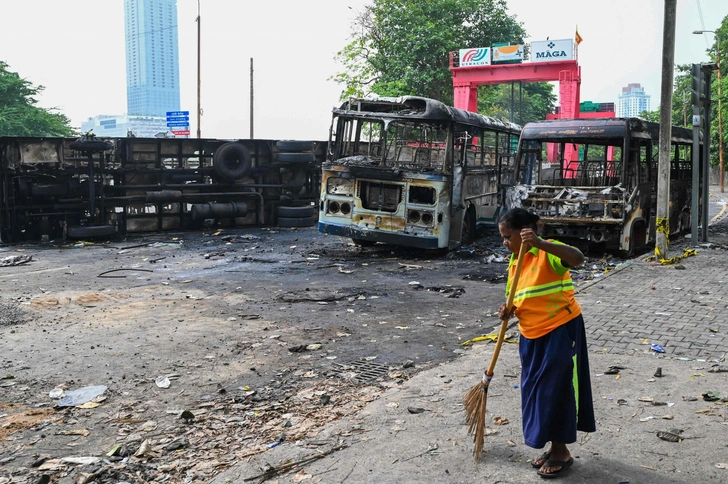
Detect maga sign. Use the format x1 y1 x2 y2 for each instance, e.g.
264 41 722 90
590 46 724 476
530 39 574 63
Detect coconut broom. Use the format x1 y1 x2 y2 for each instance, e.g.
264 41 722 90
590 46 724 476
464 244 527 459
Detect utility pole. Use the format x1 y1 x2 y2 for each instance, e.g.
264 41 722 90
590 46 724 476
250 58 254 139
196 0 202 139
655 0 676 259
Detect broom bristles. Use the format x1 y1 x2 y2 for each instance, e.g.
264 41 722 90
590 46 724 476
463 377 490 459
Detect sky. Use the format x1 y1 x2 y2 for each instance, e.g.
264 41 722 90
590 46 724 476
1 0 726 140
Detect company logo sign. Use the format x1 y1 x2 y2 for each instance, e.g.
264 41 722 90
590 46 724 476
530 39 574 63
459 47 491 67
492 44 524 63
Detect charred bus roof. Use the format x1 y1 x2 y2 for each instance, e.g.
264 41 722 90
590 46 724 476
520 117 695 145
334 95 521 133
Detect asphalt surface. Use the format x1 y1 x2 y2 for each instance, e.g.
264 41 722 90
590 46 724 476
0 188 726 484
210 187 728 484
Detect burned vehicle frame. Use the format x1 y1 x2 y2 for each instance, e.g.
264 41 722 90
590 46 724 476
317 95 521 251
0 136 326 243
508 117 701 255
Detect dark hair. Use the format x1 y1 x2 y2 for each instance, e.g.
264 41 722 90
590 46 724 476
499 208 540 231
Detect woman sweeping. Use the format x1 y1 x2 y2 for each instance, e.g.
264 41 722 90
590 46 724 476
498 208 596 479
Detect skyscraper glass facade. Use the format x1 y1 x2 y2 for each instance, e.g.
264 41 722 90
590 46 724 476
124 0 180 117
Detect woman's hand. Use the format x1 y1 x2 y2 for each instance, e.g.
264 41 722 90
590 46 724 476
520 228 542 251
498 303 514 320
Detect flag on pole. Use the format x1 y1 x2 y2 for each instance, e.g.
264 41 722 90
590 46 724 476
575 26 583 45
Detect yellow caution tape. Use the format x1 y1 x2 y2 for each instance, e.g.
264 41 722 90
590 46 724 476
653 217 670 260
460 333 518 346
655 217 670 237
645 248 697 265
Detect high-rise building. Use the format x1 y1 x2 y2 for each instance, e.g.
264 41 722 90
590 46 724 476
617 83 650 118
124 0 180 117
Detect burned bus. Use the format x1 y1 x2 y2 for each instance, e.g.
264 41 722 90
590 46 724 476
508 117 700 255
317 96 522 250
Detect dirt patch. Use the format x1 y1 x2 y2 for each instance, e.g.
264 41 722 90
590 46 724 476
0 406 57 441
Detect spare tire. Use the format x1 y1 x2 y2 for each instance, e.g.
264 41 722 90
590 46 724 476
213 143 252 180
276 140 315 152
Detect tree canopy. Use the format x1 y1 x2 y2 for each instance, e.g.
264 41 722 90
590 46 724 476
333 0 556 124
640 17 728 168
0 61 75 137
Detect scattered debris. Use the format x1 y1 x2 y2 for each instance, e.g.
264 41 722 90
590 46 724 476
0 255 33 267
53 385 107 408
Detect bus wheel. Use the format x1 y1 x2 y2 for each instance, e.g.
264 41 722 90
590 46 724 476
461 209 476 246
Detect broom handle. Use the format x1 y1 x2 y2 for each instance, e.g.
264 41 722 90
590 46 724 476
485 244 527 377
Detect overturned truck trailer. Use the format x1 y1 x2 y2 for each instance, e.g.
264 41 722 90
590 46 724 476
0 136 325 243
508 118 700 255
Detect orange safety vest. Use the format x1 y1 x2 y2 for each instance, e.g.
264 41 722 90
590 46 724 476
506 241 581 339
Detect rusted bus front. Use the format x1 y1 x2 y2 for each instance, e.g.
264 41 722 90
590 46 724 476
319 165 449 249
318 95 521 250
510 117 699 255
0 136 326 243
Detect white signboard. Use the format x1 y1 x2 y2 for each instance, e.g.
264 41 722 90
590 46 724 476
530 39 574 63
458 47 491 67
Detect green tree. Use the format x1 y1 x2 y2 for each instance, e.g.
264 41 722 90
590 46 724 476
640 64 692 126
0 61 74 137
333 0 555 124
479 82 557 125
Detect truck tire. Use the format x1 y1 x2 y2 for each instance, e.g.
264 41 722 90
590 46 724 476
276 140 315 152
277 216 316 227
213 143 252 180
277 205 315 218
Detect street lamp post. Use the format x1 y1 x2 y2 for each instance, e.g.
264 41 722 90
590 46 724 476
694 29 724 192
196 0 202 139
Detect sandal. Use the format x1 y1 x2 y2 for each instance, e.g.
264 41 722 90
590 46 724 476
537 457 574 479
531 452 550 468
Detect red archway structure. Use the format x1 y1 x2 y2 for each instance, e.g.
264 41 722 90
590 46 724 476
450 56 582 119
449 54 584 170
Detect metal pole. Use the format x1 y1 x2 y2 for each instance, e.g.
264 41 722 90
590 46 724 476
691 63 701 245
250 58 254 139
519 81 523 126
196 0 201 139
655 0 677 259
702 65 712 242
510 82 514 123
717 43 724 192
